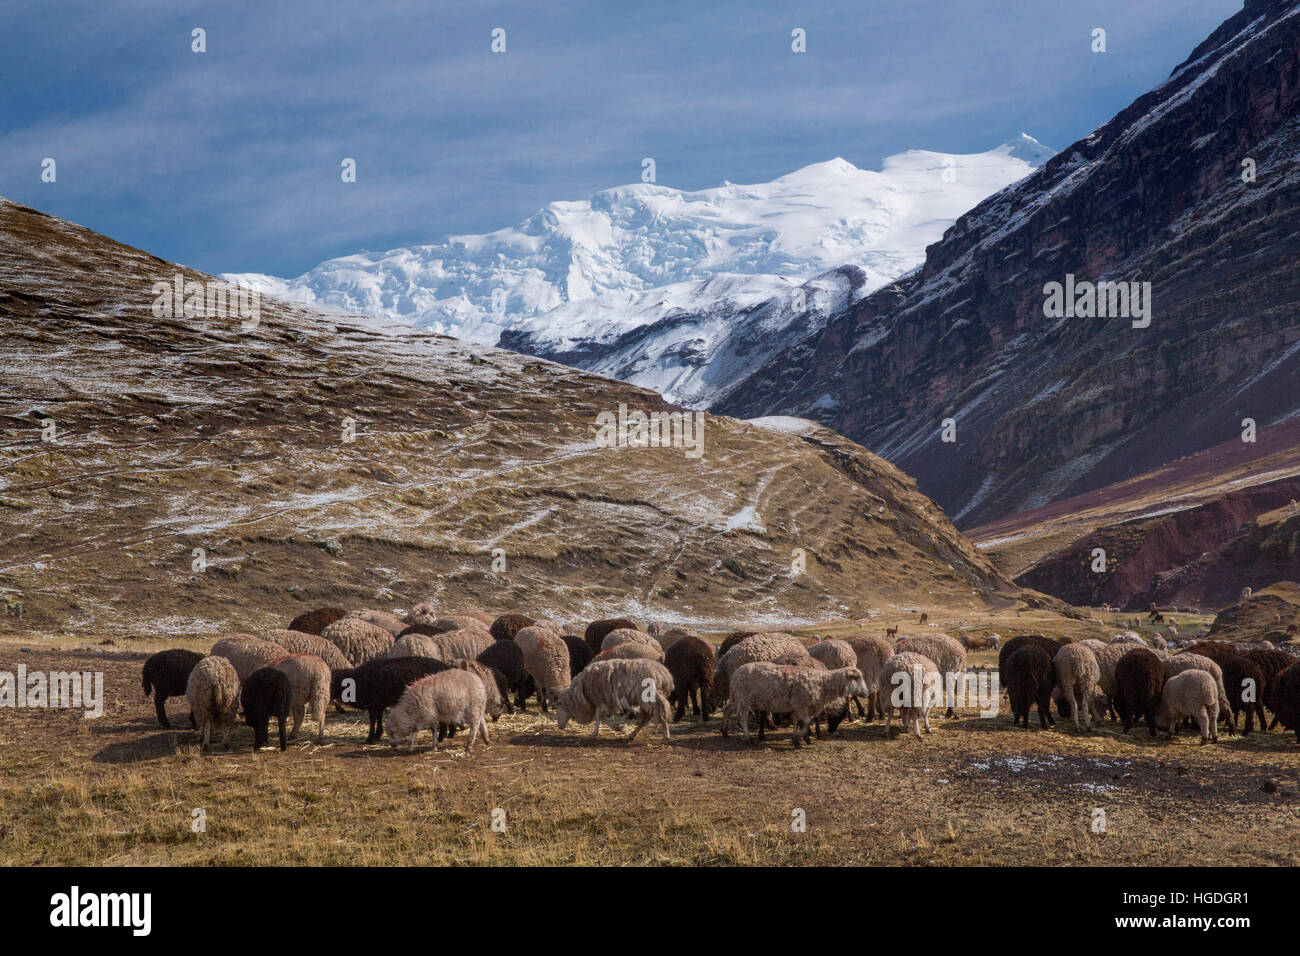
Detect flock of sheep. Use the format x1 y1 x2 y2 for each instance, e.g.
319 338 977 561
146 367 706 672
139 604 1300 753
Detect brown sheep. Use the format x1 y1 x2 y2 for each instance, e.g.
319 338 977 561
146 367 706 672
1115 648 1164 736
584 617 640 654
287 606 347 636
664 635 716 721
490 613 536 642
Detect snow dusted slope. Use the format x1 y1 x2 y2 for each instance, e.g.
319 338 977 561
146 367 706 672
226 136 1052 353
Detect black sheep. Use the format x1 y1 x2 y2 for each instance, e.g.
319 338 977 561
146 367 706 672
1115 647 1165 736
288 606 347 635
665 635 716 721
1005 644 1054 729
141 649 205 729
477 640 532 710
583 617 639 655
1220 653 1268 734
1269 661 1300 741
561 634 593 676
241 667 291 751
1241 647 1296 730
331 656 449 742
490 613 536 642
997 634 1065 693
397 623 439 638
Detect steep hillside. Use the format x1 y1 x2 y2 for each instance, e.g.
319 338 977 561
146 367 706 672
0 198 1013 640
716 0 1300 527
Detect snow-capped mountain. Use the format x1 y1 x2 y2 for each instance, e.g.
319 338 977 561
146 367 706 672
226 136 1053 361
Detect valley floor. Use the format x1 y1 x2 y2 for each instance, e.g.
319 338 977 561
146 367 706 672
2 639 1297 866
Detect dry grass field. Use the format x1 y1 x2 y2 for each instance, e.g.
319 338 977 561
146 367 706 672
4 603 1298 867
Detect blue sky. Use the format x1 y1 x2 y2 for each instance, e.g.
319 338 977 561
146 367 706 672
0 0 1241 278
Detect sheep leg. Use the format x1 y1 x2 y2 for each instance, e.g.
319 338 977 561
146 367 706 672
289 704 304 740
1253 702 1267 735
465 718 478 753
673 691 687 723
923 708 933 734
313 699 326 744
154 694 171 729
221 723 232 750
627 714 649 744
1195 707 1209 744
277 715 287 752
791 718 803 748
200 721 211 752
740 705 752 744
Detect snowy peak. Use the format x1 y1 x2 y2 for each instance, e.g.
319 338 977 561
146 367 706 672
225 138 1052 347
996 132 1055 166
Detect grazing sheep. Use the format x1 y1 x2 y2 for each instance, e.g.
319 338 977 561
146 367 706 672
386 670 490 753
879 652 941 739
288 606 347 636
1005 645 1054 729
718 631 760 657
262 630 351 673
987 634 1001 650
593 640 666 664
1151 634 1169 651
518 628 571 711
270 654 331 743
1115 648 1165 736
1091 642 1146 719
664 634 716 721
241 667 291 752
141 649 204 729
895 633 966 717
210 635 284 683
185 656 241 752
584 617 640 654
555 659 675 742
404 602 441 628
345 609 408 638
808 638 856 671
331 656 449 742
449 658 510 718
1269 661 1300 740
322 616 395 666
712 634 811 727
431 626 496 662
998 635 1067 694
490 613 536 642
1080 638 1108 653
560 634 593 676
600 627 659 652
842 633 894 719
1155 671 1220 743
420 615 487 634
1165 653 1235 734
476 640 530 711
1053 643 1101 730
1242 648 1297 729
1222 654 1268 735
656 627 700 653
725 662 868 747
387 632 444 660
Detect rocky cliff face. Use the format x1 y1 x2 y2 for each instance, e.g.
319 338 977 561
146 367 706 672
716 0 1300 528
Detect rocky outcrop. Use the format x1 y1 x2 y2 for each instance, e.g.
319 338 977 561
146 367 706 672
716 0 1300 528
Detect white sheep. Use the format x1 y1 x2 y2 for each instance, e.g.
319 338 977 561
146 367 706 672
1164 653 1234 732
655 626 701 653
713 634 811 729
1155 670 1220 743
842 633 893 718
515 626 570 711
261 630 351 672
450 658 507 719
387 633 443 660
345 608 408 638
386 669 490 752
592 640 665 663
270 653 331 743
431 626 495 661
322 616 395 665
807 638 856 671
185 655 241 752
210 635 283 683
895 632 967 716
599 627 659 652
726 662 868 747
554 659 675 742
879 651 941 739
1053 643 1101 730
